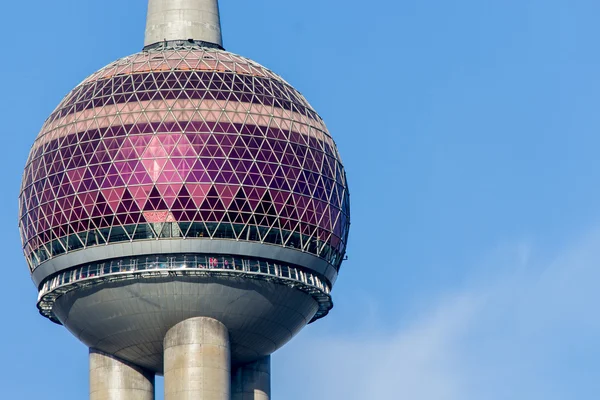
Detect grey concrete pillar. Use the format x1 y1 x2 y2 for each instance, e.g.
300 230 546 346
232 356 271 400
164 317 231 400
90 349 155 400
145 0 223 47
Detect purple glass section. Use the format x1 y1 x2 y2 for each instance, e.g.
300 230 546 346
48 71 319 121
19 49 349 271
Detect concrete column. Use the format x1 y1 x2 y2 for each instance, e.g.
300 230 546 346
232 356 271 400
145 0 223 47
164 317 231 400
90 349 155 400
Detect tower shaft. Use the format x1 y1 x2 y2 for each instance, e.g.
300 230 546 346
232 356 271 400
145 0 223 47
164 317 231 400
90 349 155 400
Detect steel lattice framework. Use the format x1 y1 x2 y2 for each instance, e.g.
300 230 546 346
19 48 350 275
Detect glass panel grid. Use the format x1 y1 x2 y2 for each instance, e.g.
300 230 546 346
19 48 350 272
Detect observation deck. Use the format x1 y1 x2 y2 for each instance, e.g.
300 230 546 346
38 254 333 324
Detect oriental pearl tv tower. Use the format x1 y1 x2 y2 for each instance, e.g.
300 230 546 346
18 0 350 399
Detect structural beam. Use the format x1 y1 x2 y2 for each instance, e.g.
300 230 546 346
164 317 231 400
232 356 271 400
89 349 155 400
145 0 223 47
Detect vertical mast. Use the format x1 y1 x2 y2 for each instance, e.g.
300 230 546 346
145 0 223 48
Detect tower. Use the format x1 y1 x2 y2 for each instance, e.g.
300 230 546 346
19 0 350 398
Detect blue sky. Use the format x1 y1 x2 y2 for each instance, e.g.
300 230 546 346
1 0 600 398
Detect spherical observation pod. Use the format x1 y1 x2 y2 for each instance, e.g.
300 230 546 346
19 43 350 372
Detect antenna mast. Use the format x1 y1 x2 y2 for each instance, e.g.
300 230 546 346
145 0 223 48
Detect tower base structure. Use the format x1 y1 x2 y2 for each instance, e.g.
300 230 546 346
89 317 272 399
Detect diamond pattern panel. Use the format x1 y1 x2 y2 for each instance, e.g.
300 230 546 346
19 49 350 272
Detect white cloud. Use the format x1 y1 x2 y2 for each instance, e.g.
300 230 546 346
274 230 600 399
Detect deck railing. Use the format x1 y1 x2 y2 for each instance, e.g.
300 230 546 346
39 254 331 299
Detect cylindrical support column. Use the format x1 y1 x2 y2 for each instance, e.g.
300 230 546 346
232 356 271 400
164 317 231 400
145 0 223 47
90 349 155 400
